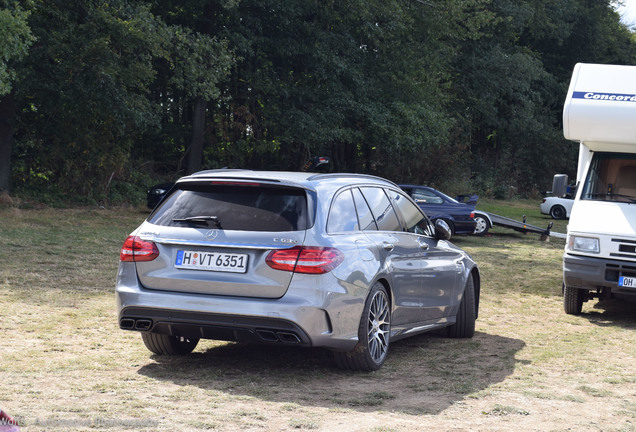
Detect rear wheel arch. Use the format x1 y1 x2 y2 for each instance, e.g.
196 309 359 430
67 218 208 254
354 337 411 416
375 278 393 308
550 205 567 220
334 281 392 371
473 214 490 236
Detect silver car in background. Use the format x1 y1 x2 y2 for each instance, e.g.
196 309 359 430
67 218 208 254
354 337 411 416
116 170 480 371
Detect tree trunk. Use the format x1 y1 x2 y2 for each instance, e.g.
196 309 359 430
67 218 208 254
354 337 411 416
0 92 15 193
187 98 207 175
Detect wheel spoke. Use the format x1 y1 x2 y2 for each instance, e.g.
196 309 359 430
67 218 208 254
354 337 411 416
367 290 390 362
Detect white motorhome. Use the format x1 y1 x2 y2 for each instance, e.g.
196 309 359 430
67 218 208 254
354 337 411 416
562 63 636 314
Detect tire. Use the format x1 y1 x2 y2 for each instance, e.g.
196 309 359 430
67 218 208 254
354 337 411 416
141 332 199 355
447 274 476 338
334 282 391 371
563 284 585 315
473 215 490 236
550 205 566 220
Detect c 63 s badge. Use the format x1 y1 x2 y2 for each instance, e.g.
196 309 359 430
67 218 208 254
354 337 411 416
273 237 298 244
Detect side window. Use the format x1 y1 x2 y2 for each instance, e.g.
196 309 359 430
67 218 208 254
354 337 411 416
412 188 443 204
327 189 359 233
388 189 431 235
352 188 377 231
360 187 402 232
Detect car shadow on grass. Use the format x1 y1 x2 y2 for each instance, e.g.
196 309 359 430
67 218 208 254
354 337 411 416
582 299 636 329
137 330 525 415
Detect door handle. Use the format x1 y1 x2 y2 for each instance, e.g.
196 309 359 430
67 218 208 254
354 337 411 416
419 242 429 250
382 242 394 251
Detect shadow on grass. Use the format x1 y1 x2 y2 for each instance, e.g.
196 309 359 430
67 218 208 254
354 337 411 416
582 299 636 329
137 330 524 415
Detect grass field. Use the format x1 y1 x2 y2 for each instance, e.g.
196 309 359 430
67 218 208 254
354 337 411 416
1 202 635 431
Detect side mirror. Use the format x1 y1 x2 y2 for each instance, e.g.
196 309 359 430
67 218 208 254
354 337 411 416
434 219 452 241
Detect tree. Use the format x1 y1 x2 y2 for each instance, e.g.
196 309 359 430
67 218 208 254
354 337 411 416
13 0 167 196
190 0 493 182
5 0 636 203
452 0 636 196
165 26 233 174
0 1 34 193
11 0 233 199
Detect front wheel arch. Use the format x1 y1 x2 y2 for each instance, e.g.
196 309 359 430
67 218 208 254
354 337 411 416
563 283 586 315
447 273 476 338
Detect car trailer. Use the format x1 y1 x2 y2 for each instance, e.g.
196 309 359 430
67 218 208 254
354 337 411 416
474 210 566 241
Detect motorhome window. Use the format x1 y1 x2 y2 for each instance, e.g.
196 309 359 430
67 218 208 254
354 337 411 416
581 153 636 202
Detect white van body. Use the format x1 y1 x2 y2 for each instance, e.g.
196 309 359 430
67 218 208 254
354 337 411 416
562 63 636 314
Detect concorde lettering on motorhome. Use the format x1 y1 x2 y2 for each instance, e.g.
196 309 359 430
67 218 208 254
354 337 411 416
562 63 636 314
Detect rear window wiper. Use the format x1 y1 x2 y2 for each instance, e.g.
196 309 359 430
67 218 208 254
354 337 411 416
172 215 221 227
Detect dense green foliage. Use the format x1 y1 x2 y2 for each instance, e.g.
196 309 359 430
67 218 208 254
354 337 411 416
1 0 635 204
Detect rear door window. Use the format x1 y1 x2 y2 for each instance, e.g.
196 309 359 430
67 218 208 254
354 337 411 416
148 184 308 232
352 188 377 231
327 189 359 233
360 187 402 232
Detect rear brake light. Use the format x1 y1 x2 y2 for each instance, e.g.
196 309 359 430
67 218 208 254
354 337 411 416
266 246 344 274
120 236 159 262
210 181 260 186
470 212 475 218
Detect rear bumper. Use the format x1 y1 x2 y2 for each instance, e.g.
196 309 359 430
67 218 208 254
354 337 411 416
116 263 363 351
119 306 313 346
563 253 636 298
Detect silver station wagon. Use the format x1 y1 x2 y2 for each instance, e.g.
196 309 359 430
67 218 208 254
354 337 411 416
116 170 480 371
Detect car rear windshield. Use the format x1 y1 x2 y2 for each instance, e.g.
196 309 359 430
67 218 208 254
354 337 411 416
148 183 309 231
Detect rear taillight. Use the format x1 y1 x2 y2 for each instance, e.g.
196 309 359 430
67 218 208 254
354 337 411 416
266 246 344 274
470 211 475 218
120 236 159 262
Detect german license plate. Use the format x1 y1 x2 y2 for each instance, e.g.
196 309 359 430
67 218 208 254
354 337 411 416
175 250 248 273
618 276 636 288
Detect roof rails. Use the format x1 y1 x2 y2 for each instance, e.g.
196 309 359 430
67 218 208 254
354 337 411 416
307 172 399 187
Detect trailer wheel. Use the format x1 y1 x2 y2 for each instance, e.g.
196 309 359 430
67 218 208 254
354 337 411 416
550 205 566 220
563 284 586 315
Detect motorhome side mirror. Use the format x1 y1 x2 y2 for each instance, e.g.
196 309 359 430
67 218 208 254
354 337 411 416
434 219 452 241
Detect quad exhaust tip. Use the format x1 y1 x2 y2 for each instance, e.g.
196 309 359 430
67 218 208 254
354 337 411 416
119 318 135 330
119 318 152 331
255 329 301 344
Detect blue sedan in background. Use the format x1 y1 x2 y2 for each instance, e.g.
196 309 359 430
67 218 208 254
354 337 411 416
399 185 477 236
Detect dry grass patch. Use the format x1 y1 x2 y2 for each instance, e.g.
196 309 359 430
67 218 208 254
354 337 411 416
1 206 635 431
